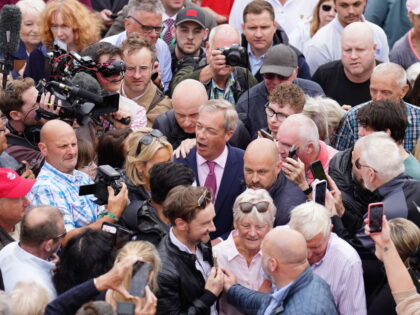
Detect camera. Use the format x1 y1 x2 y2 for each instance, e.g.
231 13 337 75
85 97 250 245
219 44 246 67
97 59 126 78
79 165 123 205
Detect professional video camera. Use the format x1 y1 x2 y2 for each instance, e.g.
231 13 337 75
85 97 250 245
79 165 123 205
219 44 247 67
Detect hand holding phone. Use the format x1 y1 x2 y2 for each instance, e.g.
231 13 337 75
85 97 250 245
368 203 384 234
313 180 327 206
259 129 274 140
310 160 327 181
288 144 299 160
130 261 152 297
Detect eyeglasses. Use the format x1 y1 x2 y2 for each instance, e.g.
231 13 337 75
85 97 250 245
135 129 164 155
321 4 335 12
263 73 289 81
239 201 270 213
354 158 378 173
52 230 67 241
127 16 164 34
265 103 288 122
197 189 211 208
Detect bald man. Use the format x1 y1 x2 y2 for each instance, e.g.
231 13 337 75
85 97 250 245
244 138 306 225
170 24 257 104
224 226 337 314
28 120 128 244
312 22 378 107
154 79 251 150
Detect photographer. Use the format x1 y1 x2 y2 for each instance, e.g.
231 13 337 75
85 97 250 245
170 24 257 105
28 119 129 246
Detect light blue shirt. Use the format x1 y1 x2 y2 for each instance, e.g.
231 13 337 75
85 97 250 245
247 43 265 75
263 282 293 315
102 31 172 91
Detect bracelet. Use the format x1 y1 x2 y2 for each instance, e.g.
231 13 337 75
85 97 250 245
99 211 119 221
302 186 313 195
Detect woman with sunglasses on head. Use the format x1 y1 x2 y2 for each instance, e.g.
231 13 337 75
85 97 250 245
213 188 276 315
124 127 173 203
289 0 336 52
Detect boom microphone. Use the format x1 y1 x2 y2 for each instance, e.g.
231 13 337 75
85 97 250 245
50 80 103 104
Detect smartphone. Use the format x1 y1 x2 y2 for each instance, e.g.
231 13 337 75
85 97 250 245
313 180 327 206
368 202 384 234
213 252 218 268
115 226 134 249
15 163 26 176
259 129 274 140
310 160 327 181
130 261 152 297
102 222 117 234
288 145 299 160
116 302 135 315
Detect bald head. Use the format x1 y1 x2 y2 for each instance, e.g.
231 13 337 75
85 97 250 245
263 227 308 265
244 138 280 190
370 63 409 103
341 22 374 46
172 80 208 134
39 120 78 174
208 24 241 49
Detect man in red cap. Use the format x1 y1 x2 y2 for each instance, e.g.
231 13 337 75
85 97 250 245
0 168 35 249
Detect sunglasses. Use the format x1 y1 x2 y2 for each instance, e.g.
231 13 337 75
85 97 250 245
354 158 378 173
135 129 164 155
239 201 270 213
321 4 335 12
263 73 289 81
197 189 211 208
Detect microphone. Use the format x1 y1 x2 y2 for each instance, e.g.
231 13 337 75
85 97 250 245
71 72 103 100
50 78 103 105
0 5 21 89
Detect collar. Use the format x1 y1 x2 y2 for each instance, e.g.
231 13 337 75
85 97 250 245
169 227 196 255
271 281 293 303
376 173 407 198
211 73 235 91
43 162 85 184
310 234 332 268
163 12 177 21
247 43 267 60
197 145 229 168
121 81 150 101
332 15 366 31
226 230 262 261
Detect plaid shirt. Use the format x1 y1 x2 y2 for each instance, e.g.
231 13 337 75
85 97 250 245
332 101 420 153
28 162 103 232
209 74 236 105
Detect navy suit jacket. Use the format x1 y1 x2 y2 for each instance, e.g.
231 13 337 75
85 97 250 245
175 145 245 239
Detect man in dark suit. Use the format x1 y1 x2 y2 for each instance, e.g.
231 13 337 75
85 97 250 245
175 99 245 242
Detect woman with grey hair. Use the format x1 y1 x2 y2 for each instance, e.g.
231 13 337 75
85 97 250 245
213 188 276 315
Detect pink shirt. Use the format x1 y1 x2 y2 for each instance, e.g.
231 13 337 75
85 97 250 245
196 145 228 201
306 141 338 184
213 231 265 315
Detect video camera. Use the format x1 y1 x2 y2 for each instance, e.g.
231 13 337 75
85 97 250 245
219 44 247 67
79 165 123 205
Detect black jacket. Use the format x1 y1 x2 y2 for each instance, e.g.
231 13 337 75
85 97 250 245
170 44 207 76
152 109 252 150
156 235 217 315
328 148 379 235
241 26 311 81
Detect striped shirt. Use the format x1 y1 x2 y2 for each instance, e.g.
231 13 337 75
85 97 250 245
209 73 236 105
28 162 103 232
312 233 366 315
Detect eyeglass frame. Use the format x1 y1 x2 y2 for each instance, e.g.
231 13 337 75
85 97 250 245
238 201 270 213
135 129 165 156
126 15 164 34
264 103 289 122
354 158 378 173
51 230 67 241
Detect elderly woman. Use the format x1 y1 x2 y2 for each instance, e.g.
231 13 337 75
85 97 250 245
24 0 102 82
124 128 173 202
105 241 160 314
213 188 275 315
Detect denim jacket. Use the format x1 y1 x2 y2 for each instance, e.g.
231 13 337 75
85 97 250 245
227 267 337 315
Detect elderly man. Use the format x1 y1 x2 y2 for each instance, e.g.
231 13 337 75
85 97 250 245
289 202 366 315
305 0 389 75
28 120 128 245
175 99 245 240
312 22 378 106
277 114 338 191
171 24 257 105
244 138 306 225
102 0 172 90
236 45 324 138
333 63 420 152
0 205 65 298
120 33 172 126
240 0 311 81
0 168 35 249
223 226 337 314
157 185 223 314
153 79 250 149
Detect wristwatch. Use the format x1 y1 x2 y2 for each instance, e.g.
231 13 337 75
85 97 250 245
302 186 313 195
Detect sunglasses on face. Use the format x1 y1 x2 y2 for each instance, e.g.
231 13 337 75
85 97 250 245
321 4 335 12
263 73 289 81
354 158 378 173
239 201 270 213
197 189 212 208
135 129 164 156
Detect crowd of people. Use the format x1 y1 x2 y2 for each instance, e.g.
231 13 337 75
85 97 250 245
0 0 419 314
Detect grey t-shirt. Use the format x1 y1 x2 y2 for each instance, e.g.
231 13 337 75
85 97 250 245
390 32 419 69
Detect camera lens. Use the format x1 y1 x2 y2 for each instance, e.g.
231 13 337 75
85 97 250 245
227 51 241 67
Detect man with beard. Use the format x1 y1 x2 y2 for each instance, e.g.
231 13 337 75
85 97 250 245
223 226 337 314
244 138 306 225
157 185 224 315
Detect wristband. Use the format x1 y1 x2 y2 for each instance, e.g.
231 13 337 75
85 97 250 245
99 211 119 221
302 186 313 195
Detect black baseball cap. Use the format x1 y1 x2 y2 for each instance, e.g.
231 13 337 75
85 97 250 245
175 8 206 29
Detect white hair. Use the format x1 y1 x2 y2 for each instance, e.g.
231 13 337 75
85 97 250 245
16 0 45 17
10 281 52 315
208 24 241 49
406 62 420 87
127 0 164 16
283 113 320 146
303 97 329 141
373 63 407 88
357 132 405 182
199 99 238 132
233 188 276 227
288 201 331 240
